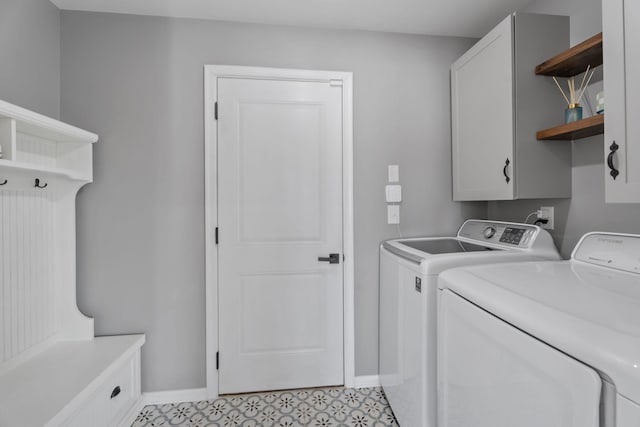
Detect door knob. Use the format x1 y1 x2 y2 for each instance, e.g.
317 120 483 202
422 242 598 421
318 254 340 264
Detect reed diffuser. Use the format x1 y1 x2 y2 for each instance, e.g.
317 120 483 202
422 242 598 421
553 65 595 124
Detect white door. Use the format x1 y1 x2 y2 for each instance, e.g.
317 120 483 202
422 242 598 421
217 77 344 394
451 15 515 201
438 290 601 427
604 0 640 202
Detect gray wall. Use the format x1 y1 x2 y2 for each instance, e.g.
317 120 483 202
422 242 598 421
490 0 640 258
0 0 60 118
61 11 485 391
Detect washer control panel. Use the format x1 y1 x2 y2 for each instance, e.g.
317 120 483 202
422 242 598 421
499 227 527 245
458 220 538 248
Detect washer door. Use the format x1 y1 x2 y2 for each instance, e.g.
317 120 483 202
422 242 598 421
438 290 601 427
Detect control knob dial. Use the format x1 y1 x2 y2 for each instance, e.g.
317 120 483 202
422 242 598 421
483 226 497 239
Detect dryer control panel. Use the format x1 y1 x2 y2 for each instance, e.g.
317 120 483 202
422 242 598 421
457 220 538 249
573 232 640 274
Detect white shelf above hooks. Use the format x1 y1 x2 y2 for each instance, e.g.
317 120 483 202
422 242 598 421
0 99 97 184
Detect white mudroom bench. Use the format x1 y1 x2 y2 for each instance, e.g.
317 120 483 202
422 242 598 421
0 99 145 427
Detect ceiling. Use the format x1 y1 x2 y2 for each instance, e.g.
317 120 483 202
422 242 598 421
50 0 533 38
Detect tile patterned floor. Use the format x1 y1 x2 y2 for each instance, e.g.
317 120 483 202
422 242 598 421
132 386 398 427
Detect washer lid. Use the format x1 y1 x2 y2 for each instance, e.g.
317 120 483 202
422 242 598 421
382 237 491 264
439 241 640 404
392 238 497 254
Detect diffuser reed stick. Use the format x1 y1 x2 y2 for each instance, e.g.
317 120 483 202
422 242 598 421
577 69 595 104
552 66 596 107
553 77 571 105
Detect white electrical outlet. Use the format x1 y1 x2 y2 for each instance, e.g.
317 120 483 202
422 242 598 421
385 185 402 203
538 206 554 230
388 205 400 224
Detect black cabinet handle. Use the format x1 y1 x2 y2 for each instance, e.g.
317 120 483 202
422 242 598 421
110 386 121 399
318 253 340 264
607 141 620 180
503 158 511 184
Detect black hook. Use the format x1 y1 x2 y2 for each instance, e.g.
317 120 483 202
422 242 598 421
34 178 48 189
0 179 7 186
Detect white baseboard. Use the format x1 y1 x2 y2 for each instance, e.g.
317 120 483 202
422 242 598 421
142 388 209 405
353 375 381 388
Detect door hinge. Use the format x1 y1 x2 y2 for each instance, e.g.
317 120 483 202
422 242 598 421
215 227 219 245
214 102 218 120
216 351 219 370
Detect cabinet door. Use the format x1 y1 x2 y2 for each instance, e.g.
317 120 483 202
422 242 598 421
604 0 640 202
452 15 515 201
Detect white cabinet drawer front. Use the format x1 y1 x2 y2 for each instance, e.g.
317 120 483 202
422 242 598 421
65 391 107 427
59 351 141 427
106 352 140 424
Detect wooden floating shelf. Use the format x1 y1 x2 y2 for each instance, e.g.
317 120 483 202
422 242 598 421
535 33 603 77
537 114 604 141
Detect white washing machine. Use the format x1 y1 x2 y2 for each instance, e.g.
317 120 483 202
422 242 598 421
438 232 640 427
379 219 560 427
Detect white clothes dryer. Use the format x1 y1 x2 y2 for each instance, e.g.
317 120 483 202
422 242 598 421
379 219 560 427
438 232 640 427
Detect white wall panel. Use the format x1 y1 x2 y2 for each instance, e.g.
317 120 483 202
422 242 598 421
16 133 58 168
0 189 57 363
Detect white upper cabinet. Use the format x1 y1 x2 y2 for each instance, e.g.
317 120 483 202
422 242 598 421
451 14 571 201
603 0 640 203
452 16 514 201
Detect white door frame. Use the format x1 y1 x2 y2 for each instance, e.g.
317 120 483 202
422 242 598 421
204 65 355 398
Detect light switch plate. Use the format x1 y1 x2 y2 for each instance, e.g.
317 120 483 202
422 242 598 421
388 165 400 183
388 205 400 224
385 185 402 203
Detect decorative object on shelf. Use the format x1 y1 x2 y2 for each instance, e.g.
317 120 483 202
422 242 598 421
596 91 605 114
535 32 604 142
565 103 583 123
552 65 596 123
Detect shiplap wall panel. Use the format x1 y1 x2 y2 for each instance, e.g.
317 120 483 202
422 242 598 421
0 189 56 363
15 133 57 168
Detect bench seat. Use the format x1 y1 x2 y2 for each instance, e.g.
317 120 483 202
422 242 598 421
0 334 144 427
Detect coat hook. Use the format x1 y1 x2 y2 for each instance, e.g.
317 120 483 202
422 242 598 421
0 179 7 186
34 178 48 189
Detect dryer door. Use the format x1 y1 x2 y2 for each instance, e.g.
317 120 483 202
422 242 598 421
438 290 602 427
